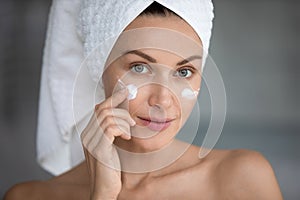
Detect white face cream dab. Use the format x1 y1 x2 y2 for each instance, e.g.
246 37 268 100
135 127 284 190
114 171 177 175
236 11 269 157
126 84 138 100
118 79 138 100
181 88 198 100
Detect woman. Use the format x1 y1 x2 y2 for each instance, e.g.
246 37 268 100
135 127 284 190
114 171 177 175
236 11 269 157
4 1 283 199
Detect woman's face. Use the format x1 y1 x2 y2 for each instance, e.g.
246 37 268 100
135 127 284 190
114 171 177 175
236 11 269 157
102 15 203 152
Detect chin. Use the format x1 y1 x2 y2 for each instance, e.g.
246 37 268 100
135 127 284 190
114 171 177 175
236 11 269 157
129 137 171 153
130 126 179 153
114 119 182 153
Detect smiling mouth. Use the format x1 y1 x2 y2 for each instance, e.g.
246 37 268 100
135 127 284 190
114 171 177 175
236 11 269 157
137 116 174 131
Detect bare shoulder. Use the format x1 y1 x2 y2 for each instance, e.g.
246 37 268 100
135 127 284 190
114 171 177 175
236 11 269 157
3 163 89 200
3 181 50 200
212 149 283 200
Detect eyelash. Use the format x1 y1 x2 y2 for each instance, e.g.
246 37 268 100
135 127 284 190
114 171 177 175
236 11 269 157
128 62 196 79
174 67 196 78
129 63 151 74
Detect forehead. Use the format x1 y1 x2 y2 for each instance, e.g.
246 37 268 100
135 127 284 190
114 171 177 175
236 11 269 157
125 15 202 46
105 27 203 68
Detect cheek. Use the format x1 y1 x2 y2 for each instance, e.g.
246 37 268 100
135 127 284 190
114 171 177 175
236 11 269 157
179 98 198 124
102 62 128 98
103 81 117 98
125 84 196 120
102 75 124 98
191 75 202 91
127 93 148 116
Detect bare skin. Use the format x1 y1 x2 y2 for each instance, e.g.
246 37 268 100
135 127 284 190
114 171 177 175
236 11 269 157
4 15 283 200
4 147 283 200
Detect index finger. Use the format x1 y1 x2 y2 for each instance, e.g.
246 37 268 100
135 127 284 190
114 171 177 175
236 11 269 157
97 87 128 109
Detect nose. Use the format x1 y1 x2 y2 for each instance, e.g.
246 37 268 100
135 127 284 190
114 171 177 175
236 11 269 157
148 84 174 109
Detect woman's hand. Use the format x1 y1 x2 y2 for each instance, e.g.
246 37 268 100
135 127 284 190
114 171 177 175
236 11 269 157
81 87 135 200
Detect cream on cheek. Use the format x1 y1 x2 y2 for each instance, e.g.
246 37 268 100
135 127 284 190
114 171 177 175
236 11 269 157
118 79 138 100
126 84 138 100
119 78 199 101
181 88 199 100
129 86 199 101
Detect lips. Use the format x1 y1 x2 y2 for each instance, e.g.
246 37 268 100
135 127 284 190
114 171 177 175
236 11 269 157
137 116 174 131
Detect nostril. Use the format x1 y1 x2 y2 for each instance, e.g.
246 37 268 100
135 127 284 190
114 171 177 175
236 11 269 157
148 91 174 109
149 104 167 122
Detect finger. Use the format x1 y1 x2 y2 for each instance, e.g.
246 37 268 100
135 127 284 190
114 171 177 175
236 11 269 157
81 112 105 149
100 117 131 136
97 108 136 126
82 109 134 146
84 123 104 153
103 124 131 143
81 113 100 145
82 128 100 153
84 120 130 157
82 114 131 151
97 87 128 110
85 126 123 166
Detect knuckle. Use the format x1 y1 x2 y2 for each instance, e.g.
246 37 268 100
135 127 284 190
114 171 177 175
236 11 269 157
103 116 115 125
106 116 115 124
105 125 115 133
94 103 100 111
105 125 122 136
95 101 107 111
99 108 111 117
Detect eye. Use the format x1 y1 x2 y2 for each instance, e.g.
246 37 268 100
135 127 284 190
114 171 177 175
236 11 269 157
130 63 150 74
175 68 193 78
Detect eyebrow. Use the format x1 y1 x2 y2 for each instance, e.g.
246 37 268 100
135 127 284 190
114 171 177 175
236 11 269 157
123 50 202 66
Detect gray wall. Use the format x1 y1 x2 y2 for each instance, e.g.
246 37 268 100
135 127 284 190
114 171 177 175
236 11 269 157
0 0 299 199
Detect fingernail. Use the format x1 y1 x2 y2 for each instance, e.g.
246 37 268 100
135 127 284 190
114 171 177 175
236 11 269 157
118 79 126 88
130 118 136 126
125 132 131 139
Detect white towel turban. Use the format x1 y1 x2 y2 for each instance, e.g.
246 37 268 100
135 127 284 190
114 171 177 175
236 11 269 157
37 0 214 175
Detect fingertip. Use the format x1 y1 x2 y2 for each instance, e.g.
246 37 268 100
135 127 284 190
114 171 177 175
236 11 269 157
107 87 128 108
117 79 129 98
130 119 136 126
116 87 128 100
123 132 131 140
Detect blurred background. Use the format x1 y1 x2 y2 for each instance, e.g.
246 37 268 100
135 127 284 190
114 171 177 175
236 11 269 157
0 0 299 199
